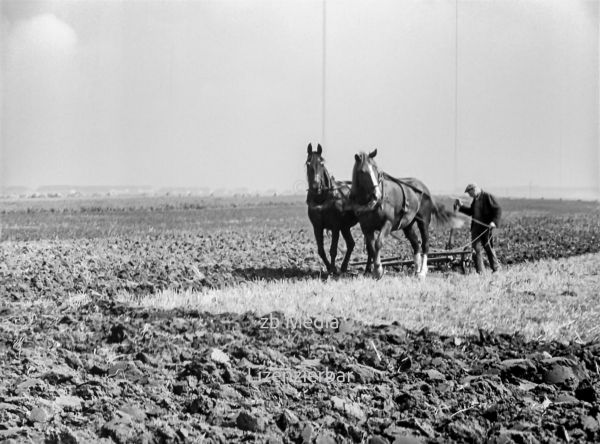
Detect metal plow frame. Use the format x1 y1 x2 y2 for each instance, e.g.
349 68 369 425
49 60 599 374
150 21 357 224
349 228 473 274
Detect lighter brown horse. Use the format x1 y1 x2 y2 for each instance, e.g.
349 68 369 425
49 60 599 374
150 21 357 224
350 149 459 279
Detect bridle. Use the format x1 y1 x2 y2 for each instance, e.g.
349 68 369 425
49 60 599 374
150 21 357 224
306 160 330 193
305 157 348 207
353 159 384 207
366 163 383 201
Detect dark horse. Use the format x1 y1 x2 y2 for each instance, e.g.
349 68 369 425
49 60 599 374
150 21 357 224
306 143 358 274
350 149 459 279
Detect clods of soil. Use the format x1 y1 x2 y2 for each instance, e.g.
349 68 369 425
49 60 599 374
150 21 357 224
1 299 598 443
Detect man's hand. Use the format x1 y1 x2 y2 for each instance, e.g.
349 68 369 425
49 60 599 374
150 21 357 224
453 199 462 211
489 222 496 229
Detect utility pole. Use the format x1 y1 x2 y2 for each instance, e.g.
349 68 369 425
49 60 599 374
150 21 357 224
322 0 327 147
454 0 459 194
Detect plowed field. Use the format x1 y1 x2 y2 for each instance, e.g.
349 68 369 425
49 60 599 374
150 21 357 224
1 195 599 443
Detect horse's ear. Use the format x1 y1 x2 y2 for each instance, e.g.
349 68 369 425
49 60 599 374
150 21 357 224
354 154 360 162
369 149 378 158
317 144 322 155
307 143 313 154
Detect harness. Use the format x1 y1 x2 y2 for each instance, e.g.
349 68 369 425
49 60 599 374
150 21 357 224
352 172 385 215
306 168 351 211
352 170 424 231
382 173 429 198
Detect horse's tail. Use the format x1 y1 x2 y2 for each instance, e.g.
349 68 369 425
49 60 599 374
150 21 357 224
432 201 464 229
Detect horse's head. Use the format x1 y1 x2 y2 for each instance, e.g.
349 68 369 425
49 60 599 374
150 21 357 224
350 149 382 204
306 143 332 196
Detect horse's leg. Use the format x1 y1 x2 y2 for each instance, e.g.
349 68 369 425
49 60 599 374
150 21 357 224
340 226 355 273
329 229 340 274
364 230 375 275
403 223 422 276
373 220 392 280
416 216 431 278
313 225 331 273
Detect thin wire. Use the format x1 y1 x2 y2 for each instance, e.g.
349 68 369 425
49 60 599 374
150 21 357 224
322 0 326 146
454 0 458 193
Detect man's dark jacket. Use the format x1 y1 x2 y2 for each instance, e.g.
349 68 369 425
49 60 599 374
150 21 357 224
458 191 502 229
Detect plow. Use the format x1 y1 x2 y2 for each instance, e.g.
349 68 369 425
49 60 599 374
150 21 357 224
349 228 473 274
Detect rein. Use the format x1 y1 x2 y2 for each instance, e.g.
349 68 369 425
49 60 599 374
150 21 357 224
306 183 349 194
454 227 491 250
470 217 494 228
382 173 428 197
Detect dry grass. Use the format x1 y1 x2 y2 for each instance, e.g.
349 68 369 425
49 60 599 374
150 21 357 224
116 253 600 343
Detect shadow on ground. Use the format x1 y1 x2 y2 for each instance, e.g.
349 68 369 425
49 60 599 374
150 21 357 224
232 266 328 283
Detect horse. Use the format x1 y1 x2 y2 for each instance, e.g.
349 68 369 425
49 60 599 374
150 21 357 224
305 143 359 274
349 149 459 279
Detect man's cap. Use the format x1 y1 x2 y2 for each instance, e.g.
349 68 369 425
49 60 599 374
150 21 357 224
464 183 478 193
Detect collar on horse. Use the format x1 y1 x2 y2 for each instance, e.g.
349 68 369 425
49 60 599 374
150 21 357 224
352 170 387 215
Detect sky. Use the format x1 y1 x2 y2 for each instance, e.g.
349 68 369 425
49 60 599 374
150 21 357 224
0 0 598 198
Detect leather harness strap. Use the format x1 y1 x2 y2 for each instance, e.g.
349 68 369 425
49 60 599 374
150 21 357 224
371 172 424 232
307 177 351 211
382 172 428 197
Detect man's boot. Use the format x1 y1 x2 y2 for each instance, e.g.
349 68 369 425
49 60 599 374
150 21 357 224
484 234 500 272
473 251 484 274
487 248 500 272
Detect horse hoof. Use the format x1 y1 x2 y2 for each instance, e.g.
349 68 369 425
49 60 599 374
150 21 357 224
374 266 384 280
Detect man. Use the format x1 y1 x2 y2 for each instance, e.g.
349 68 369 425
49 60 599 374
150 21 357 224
454 183 502 273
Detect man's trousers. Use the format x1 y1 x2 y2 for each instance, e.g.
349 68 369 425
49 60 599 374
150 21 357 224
472 227 499 273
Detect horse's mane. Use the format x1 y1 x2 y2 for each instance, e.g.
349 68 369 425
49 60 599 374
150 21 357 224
321 160 332 189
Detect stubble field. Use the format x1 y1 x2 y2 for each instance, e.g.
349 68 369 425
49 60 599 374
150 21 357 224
1 195 600 443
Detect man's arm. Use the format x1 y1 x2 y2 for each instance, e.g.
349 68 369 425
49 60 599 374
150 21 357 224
457 202 473 216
